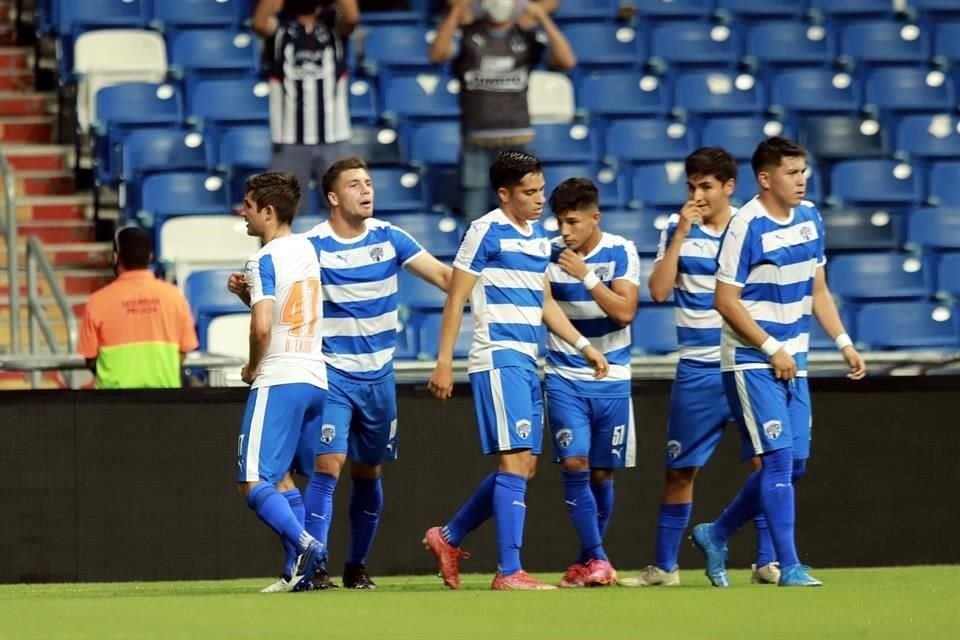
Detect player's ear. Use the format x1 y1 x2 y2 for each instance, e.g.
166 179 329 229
723 179 735 197
496 186 509 205
326 191 339 208
756 171 770 191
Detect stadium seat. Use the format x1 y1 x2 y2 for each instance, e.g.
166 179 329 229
907 207 960 252
602 210 667 255
382 74 459 123
864 67 955 114
544 164 625 209
650 22 739 69
929 162 960 206
120 129 209 214
348 79 379 124
397 269 447 311
577 72 670 120
933 22 960 64
363 25 442 76
820 207 905 252
701 117 794 161
630 163 689 209
139 172 231 232
379 213 462 258
552 0 619 22
152 0 240 32
292 216 323 234
839 21 930 67
716 0 807 20
360 0 427 25
830 160 923 206
189 77 270 134
828 252 932 301
630 0 713 20
348 125 403 167
674 72 765 116
732 161 758 206
564 23 644 71
605 119 696 164
159 215 260 286
533 123 600 165
216 126 271 205
914 0 960 17
808 0 898 19
896 115 960 160
637 256 669 303
169 30 259 88
769 69 860 114
409 122 460 167
184 268 250 348
631 306 678 355
936 253 960 298
798 115 887 160
58 0 148 35
205 313 250 383
369 168 427 212
415 312 474 359
744 21 834 68
528 71 576 124
856 302 959 350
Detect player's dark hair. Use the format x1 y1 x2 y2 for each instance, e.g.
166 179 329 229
246 172 301 225
321 156 369 202
549 177 599 215
489 151 543 191
751 136 806 177
114 225 151 270
685 147 738 184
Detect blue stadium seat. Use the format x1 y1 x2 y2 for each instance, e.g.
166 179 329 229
911 0 960 18
189 78 269 134
799 115 887 160
184 268 249 348
630 0 713 20
380 213 462 258
864 67 955 114
674 72 765 116
820 208 905 252
415 312 474 359
152 0 240 32
169 30 259 86
409 122 460 167
929 162 960 206
533 123 600 165
553 0 619 22
907 207 960 252
544 164 625 209
630 163 689 209
701 117 794 161
216 126 271 205
732 161 758 206
369 168 427 212
839 21 930 67
828 252 932 301
770 69 860 114
292 215 323 234
564 23 644 70
605 119 696 164
936 253 960 298
896 115 960 160
360 0 427 26
397 269 447 311
745 21 833 68
632 306 678 355
637 256 668 303
348 79 379 124
58 0 148 34
716 0 807 20
577 72 670 120
382 74 459 122
856 302 959 350
651 22 739 69
933 22 960 64
830 160 923 206
602 210 666 255
138 172 231 230
121 129 209 214
348 125 403 167
363 25 439 76
808 0 897 19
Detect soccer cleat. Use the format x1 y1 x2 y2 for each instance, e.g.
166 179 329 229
584 558 618 587
343 563 377 589
778 564 822 587
751 562 781 585
261 575 294 593
290 539 327 592
491 570 558 590
422 526 471 590
311 569 339 590
691 523 730 588
558 563 590 588
619 565 681 587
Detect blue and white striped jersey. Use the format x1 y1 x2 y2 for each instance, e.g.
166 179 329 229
654 210 735 364
715 198 826 375
453 208 552 373
545 232 640 397
306 219 424 381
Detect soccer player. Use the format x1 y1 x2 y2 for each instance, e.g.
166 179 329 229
691 136 866 588
543 178 640 588
423 151 609 591
622 148 779 587
235 172 328 593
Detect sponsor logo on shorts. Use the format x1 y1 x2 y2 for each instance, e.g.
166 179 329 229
556 428 573 449
763 420 783 441
666 439 682 459
515 419 532 440
320 424 336 444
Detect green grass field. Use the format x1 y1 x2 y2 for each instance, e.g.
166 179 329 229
1 566 957 640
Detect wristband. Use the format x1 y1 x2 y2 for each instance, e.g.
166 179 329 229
835 333 853 351
760 336 782 357
582 271 601 290
574 336 591 352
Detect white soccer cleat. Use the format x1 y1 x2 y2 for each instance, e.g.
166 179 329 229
261 576 294 593
751 562 781 584
619 565 681 587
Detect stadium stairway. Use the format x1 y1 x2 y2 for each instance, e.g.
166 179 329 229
0 1 105 388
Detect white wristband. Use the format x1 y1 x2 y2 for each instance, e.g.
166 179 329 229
574 336 591 352
582 271 601 290
835 333 853 351
760 336 783 357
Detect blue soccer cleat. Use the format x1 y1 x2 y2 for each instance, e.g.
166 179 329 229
691 523 730 588
291 539 327 592
778 564 823 587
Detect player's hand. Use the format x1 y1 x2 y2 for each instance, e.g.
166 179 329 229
524 1 548 23
428 361 454 400
241 362 258 385
582 346 609 379
558 249 590 282
676 200 704 237
770 349 797 381
228 272 251 306
842 345 867 380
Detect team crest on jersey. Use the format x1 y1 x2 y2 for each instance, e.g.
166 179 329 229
515 419 532 440
763 420 782 441
538 240 549 256
594 265 610 281
510 37 527 54
666 440 682 459
369 246 385 262
556 428 573 449
799 225 813 241
321 424 336 444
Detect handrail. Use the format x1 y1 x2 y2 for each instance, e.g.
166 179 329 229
0 150 19 354
25 235 79 388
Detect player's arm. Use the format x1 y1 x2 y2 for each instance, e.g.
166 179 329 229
244 300 274 384
227 272 252 307
812 266 866 380
252 0 284 38
405 253 454 292
542 277 609 379
427 268 477 400
649 202 702 302
336 0 359 37
557 249 638 326
525 2 576 70
429 0 469 63
715 282 796 381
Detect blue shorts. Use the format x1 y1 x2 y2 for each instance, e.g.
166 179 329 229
723 369 812 460
546 385 636 469
470 366 544 455
314 368 398 466
237 382 327 484
665 359 736 468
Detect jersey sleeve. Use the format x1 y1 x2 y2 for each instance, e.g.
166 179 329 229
453 221 494 275
716 215 753 287
389 224 426 266
614 241 642 286
654 219 678 263
246 253 277 305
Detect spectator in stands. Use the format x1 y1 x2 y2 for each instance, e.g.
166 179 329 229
78 227 199 389
253 0 360 213
430 0 575 221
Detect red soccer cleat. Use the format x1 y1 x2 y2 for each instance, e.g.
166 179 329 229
422 526 470 590
491 570 558 591
584 558 618 587
558 562 590 588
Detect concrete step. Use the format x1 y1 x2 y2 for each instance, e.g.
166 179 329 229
1 143 72 171
0 115 55 144
0 371 86 391
14 219 96 244
6 169 77 196
0 241 112 268
0 91 53 117
0 47 29 70
0 267 113 296
0 295 88 319
14 194 91 222
0 67 33 90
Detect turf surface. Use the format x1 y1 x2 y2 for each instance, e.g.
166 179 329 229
1 566 956 640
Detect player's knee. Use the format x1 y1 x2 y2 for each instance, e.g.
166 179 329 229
560 456 590 473
275 472 296 492
314 453 345 478
591 468 613 484
665 466 697 489
350 462 381 481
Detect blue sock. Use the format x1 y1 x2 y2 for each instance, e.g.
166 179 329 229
348 476 383 566
493 472 527 577
562 470 606 563
304 472 337 547
713 469 762 543
591 479 614 538
443 471 496 548
281 489 304 579
760 448 799 568
754 514 776 567
247 482 312 553
655 502 692 572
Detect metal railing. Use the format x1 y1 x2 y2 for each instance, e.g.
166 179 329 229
25 235 78 388
1 151 19 354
